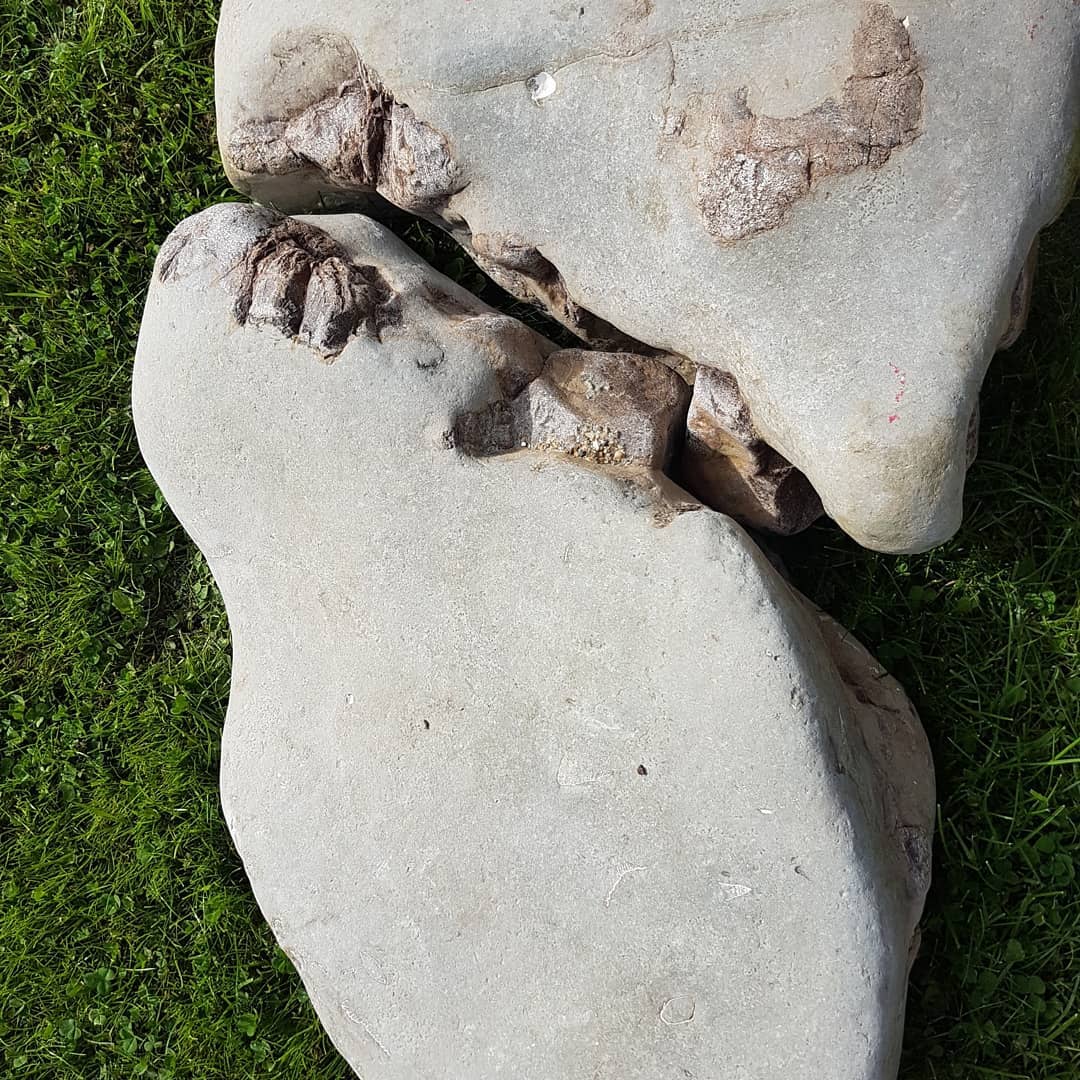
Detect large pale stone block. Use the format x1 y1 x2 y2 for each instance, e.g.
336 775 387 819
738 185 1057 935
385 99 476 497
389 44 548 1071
214 0 1080 552
134 204 934 1079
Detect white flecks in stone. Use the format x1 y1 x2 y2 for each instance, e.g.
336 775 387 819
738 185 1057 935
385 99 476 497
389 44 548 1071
660 995 697 1026
526 71 557 103
717 882 753 902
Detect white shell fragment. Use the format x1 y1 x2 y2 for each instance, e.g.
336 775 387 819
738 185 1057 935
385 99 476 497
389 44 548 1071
526 70 556 103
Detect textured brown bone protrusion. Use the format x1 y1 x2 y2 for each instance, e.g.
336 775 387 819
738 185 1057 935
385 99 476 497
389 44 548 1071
158 212 400 360
699 3 923 242
227 62 463 215
235 219 400 356
678 368 823 534
245 245 313 336
456 349 691 471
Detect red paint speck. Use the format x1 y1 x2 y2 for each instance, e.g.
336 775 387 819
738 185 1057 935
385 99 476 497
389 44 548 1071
887 363 908 424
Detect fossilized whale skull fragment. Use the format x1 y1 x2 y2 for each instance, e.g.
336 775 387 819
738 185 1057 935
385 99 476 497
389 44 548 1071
215 0 1079 552
134 203 935 1080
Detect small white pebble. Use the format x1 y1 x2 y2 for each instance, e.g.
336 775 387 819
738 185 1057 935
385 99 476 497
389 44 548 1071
527 71 557 103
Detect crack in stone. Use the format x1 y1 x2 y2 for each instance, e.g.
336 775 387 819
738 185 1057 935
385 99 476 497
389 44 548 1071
467 233 645 349
415 5 828 97
423 38 673 97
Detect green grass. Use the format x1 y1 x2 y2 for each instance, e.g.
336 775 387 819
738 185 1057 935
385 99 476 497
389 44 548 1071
0 2 1077 1077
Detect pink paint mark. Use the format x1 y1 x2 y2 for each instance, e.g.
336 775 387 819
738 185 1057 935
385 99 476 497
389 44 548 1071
888 363 908 425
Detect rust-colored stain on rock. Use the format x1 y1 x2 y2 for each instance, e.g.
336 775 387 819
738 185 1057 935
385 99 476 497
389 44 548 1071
698 3 923 241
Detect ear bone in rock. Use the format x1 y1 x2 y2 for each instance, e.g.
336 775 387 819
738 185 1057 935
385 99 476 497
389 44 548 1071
678 368 823 535
454 348 691 473
227 61 463 215
698 2 923 241
160 212 400 359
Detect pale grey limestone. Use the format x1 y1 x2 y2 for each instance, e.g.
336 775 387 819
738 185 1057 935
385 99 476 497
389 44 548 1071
214 0 1080 553
134 203 934 1080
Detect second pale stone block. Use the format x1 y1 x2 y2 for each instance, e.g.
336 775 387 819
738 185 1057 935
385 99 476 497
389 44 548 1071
134 204 934 1080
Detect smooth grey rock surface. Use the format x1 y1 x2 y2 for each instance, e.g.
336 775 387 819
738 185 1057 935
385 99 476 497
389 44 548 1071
134 204 934 1080
215 0 1080 553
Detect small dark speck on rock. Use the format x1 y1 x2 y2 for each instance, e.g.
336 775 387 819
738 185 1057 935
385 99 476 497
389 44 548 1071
637 764 648 776
423 719 431 730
